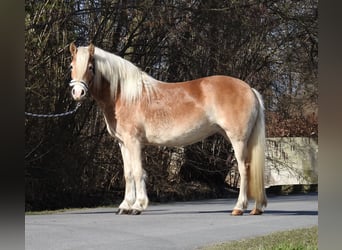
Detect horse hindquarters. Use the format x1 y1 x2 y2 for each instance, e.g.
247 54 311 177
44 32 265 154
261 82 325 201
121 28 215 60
229 88 267 215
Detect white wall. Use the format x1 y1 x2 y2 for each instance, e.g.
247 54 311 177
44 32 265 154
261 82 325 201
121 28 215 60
265 137 318 187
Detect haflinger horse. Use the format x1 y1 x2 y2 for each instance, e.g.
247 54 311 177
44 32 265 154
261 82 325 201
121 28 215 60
69 42 267 216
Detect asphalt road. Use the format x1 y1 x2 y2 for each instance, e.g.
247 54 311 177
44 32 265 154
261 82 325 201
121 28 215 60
25 193 318 250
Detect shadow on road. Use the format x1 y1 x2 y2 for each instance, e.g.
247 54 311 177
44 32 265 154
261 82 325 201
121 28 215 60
264 210 318 216
67 208 317 216
63 194 318 216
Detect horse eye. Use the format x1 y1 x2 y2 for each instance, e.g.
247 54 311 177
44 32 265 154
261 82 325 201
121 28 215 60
69 65 73 71
89 64 94 72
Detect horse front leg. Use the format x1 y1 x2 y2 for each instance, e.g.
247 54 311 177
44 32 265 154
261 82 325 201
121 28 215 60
117 141 149 215
130 142 149 215
117 143 136 215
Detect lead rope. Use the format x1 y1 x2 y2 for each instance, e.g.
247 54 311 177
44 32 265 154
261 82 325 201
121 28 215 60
25 102 82 118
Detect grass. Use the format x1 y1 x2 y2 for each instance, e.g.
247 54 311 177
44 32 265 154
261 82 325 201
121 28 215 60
25 206 114 215
201 226 317 250
26 208 78 215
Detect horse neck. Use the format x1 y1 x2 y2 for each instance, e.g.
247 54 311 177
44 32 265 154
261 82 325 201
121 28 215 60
90 76 112 106
90 76 138 113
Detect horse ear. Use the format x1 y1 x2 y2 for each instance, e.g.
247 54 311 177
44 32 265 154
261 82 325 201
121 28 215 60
89 43 95 57
70 42 77 56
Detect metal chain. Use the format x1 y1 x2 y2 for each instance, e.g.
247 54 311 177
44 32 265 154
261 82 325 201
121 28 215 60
25 102 82 118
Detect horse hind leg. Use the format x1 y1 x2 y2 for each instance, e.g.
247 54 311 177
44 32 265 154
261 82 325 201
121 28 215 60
230 139 249 216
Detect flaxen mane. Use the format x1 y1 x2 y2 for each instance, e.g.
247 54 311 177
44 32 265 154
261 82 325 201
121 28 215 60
77 46 157 103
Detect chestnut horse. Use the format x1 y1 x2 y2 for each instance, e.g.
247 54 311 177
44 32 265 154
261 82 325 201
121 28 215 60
69 43 267 215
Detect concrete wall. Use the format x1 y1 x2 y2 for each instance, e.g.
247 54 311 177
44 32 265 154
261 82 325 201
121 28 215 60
265 137 318 187
168 137 319 188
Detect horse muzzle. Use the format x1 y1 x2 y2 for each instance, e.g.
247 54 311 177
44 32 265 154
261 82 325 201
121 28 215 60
69 80 88 101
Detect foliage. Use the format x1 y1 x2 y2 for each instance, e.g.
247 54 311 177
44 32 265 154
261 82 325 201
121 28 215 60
201 226 318 250
25 0 317 211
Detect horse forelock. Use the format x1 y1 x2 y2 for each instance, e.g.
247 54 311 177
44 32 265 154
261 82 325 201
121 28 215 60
91 47 157 103
74 47 91 80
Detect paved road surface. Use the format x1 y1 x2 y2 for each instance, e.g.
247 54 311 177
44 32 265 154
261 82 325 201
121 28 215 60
25 193 317 250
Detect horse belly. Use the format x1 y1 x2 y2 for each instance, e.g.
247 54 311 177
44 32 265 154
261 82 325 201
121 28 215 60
144 119 219 147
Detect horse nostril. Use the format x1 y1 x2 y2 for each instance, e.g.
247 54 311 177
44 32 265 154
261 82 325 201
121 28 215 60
72 88 76 96
81 89 85 97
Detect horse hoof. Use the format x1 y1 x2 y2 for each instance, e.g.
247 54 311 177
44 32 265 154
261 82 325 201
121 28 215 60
116 209 131 215
116 209 125 215
131 209 142 215
231 209 244 216
250 208 263 215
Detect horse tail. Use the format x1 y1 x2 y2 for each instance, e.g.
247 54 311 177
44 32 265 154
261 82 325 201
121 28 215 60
247 88 267 208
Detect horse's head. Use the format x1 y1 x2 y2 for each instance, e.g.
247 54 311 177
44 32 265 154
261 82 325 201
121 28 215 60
69 42 95 101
